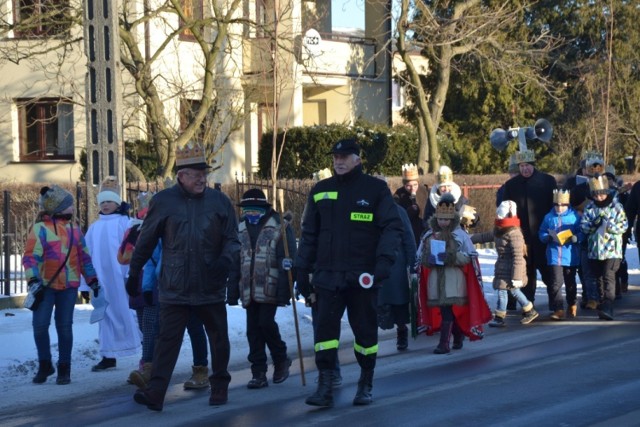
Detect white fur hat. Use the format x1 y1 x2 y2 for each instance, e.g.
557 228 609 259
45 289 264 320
496 200 517 219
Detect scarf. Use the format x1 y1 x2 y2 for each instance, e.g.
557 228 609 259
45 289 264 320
495 216 520 228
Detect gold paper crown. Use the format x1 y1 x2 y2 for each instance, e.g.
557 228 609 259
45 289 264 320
508 153 519 173
100 176 120 194
137 191 154 210
588 175 608 195
176 142 207 168
553 189 570 204
402 163 419 181
515 150 535 164
435 194 457 219
437 165 454 186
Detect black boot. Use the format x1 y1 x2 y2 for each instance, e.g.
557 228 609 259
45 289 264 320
396 325 408 351
305 369 334 407
434 321 453 354
272 357 292 384
92 357 116 372
33 360 55 384
247 372 268 389
353 369 374 406
56 362 71 385
452 322 464 350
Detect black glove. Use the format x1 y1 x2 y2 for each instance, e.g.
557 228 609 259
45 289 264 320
296 270 311 298
88 279 100 298
374 259 393 282
143 290 154 306
227 298 239 306
126 274 140 297
444 251 457 265
211 258 230 283
80 291 91 303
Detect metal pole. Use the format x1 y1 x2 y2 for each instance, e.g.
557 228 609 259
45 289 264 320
3 191 11 296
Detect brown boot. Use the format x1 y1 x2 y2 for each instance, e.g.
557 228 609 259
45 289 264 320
129 362 152 389
567 305 577 318
184 365 209 389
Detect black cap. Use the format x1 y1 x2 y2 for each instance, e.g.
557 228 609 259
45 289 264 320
328 138 360 156
238 188 271 207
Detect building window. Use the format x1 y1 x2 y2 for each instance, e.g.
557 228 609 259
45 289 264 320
391 81 404 110
13 0 72 38
179 0 204 41
17 98 75 161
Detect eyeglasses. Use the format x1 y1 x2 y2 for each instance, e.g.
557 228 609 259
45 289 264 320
181 171 209 180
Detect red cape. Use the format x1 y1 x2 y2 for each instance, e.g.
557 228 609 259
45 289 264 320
416 256 492 341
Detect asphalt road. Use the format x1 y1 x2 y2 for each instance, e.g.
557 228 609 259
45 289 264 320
4 289 640 427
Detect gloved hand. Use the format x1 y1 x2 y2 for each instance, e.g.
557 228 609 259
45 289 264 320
227 298 239 306
570 235 578 243
124 224 141 246
542 234 552 244
295 270 311 299
125 274 140 297
80 291 91 303
511 280 524 288
143 291 154 306
211 258 230 283
124 273 140 297
428 254 439 266
88 280 100 298
444 251 458 266
374 259 393 282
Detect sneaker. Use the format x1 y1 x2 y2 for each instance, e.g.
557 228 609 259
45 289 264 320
92 357 116 372
488 316 506 328
550 310 564 321
521 309 539 325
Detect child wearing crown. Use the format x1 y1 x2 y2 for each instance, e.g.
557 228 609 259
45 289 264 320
418 193 491 354
539 190 583 320
580 174 628 320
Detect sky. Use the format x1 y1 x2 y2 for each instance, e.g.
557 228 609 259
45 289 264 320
332 0 365 31
0 245 638 412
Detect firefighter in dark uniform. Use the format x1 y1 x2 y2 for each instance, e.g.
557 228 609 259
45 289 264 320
295 138 403 408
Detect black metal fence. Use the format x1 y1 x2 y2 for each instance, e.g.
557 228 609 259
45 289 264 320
1 178 501 296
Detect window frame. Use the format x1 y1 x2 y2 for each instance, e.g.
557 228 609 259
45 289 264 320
17 97 75 162
12 0 72 39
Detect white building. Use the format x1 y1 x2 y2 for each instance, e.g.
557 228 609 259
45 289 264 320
0 0 393 185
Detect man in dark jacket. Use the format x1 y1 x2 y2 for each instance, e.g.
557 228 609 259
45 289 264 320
502 149 557 305
295 138 403 408
227 188 297 389
126 142 241 412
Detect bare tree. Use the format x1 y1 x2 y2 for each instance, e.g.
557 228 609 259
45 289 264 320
395 0 560 173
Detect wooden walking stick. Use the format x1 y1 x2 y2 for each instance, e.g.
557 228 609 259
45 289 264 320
281 212 306 386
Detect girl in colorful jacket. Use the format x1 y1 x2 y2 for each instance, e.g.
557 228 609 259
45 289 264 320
22 186 99 385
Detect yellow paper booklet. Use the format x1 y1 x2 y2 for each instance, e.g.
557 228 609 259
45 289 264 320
549 229 574 245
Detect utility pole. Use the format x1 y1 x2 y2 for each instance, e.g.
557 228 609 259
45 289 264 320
83 0 126 220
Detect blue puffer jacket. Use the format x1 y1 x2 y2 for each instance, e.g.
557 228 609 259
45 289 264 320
538 207 582 267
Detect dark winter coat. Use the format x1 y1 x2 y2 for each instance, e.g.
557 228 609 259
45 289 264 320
393 184 428 245
502 169 557 266
227 209 296 307
625 180 640 241
378 206 416 306
129 183 241 305
295 164 403 290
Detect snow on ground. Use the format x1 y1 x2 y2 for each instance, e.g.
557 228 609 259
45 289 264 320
0 244 637 411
